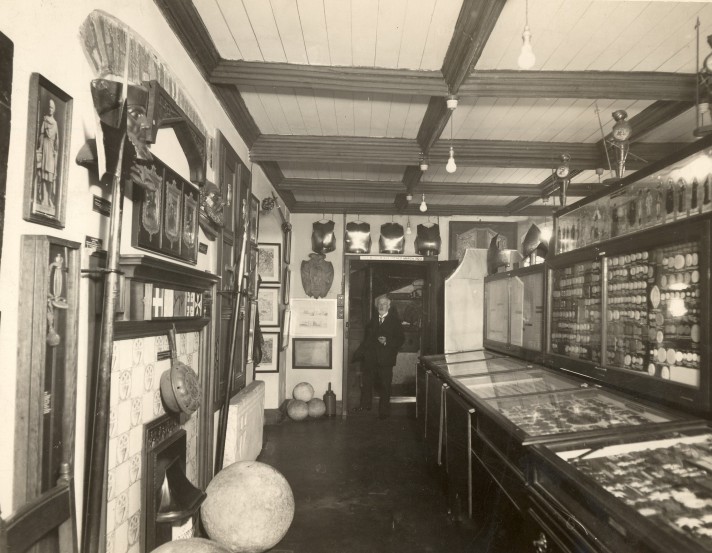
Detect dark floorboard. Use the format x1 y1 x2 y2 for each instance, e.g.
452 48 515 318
258 408 527 553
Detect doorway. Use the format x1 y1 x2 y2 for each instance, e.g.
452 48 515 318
345 259 427 413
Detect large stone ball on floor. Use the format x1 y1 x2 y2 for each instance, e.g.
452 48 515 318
151 538 232 553
307 398 326 418
292 382 314 402
287 399 309 421
202 461 295 553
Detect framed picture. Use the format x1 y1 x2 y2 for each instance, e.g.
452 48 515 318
292 338 332 369
281 307 291 350
257 242 281 283
291 298 337 337
255 331 279 373
257 286 280 327
282 266 291 305
23 74 73 228
132 155 200 264
249 194 260 245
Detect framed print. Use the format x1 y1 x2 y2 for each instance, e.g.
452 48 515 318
257 242 281 283
291 298 337 337
258 286 280 327
255 331 279 373
292 338 332 369
181 183 200 263
23 73 73 228
249 194 260 245
282 266 291 305
161 171 183 257
281 307 291 350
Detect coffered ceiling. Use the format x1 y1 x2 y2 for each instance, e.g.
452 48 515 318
156 0 712 216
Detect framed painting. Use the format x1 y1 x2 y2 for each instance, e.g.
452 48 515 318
23 73 73 228
257 286 280 327
448 221 518 261
291 298 337 337
292 338 332 369
257 242 281 284
249 194 260 245
255 331 279 373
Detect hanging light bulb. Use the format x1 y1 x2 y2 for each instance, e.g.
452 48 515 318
406 192 413 201
446 146 457 173
517 0 535 70
419 193 428 212
406 217 412 234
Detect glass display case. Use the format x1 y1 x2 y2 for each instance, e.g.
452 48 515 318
450 367 584 400
548 218 711 414
481 386 692 445
426 349 502 364
484 265 545 360
529 424 712 553
428 356 536 377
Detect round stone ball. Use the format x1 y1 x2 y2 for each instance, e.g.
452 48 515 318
307 398 326 418
292 382 314 402
286 399 309 421
151 538 232 553
202 461 295 553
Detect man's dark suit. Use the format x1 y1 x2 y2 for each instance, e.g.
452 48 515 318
360 306 405 417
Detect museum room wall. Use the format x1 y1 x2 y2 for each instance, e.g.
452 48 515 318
0 0 275 524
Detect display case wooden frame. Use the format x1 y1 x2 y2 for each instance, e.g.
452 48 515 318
14 235 80 505
23 74 72 229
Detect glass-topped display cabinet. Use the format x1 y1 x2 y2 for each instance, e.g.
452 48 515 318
484 265 546 361
425 355 535 378
528 424 712 553
549 136 712 416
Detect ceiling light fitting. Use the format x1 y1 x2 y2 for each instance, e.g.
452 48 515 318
446 95 457 174
406 217 412 235
419 154 429 172
419 192 428 213
406 192 413 201
518 0 536 70
611 110 632 178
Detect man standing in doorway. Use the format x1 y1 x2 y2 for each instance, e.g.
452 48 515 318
360 295 405 419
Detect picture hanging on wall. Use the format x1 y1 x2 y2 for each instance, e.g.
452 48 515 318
291 298 337 337
23 73 73 229
257 242 281 283
255 331 279 373
257 286 280 327
293 338 332 369
131 155 200 264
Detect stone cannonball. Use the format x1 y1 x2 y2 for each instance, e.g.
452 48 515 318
286 399 309 421
202 461 295 553
292 382 314 402
307 398 326 418
150 538 232 553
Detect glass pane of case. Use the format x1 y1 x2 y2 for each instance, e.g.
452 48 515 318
606 241 702 388
434 357 535 377
454 368 582 399
563 432 712 551
486 278 509 342
550 260 602 363
485 387 684 438
429 350 501 364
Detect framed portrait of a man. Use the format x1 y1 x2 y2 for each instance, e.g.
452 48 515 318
23 73 72 228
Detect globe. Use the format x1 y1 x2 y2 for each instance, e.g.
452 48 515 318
292 382 314 402
286 399 309 421
307 398 326 418
202 461 295 553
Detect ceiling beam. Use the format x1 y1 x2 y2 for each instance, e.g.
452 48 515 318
288 202 555 217
460 71 697 101
209 60 697 102
279 178 598 197
156 0 261 149
210 61 447 96
252 134 684 169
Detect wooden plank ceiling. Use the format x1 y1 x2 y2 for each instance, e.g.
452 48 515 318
157 0 712 216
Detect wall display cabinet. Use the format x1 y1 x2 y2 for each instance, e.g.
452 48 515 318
484 265 545 361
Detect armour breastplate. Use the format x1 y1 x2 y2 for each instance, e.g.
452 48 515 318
415 223 441 256
312 220 336 254
345 221 371 253
379 222 405 254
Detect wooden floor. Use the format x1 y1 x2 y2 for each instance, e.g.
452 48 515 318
257 406 526 553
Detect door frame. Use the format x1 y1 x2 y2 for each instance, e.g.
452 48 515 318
342 254 435 415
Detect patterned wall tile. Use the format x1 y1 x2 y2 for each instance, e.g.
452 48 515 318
127 511 141 549
115 400 131 437
115 490 128 527
113 461 129 497
114 520 128 553
129 453 141 485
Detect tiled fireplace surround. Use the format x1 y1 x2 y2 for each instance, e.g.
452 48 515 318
106 332 201 553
